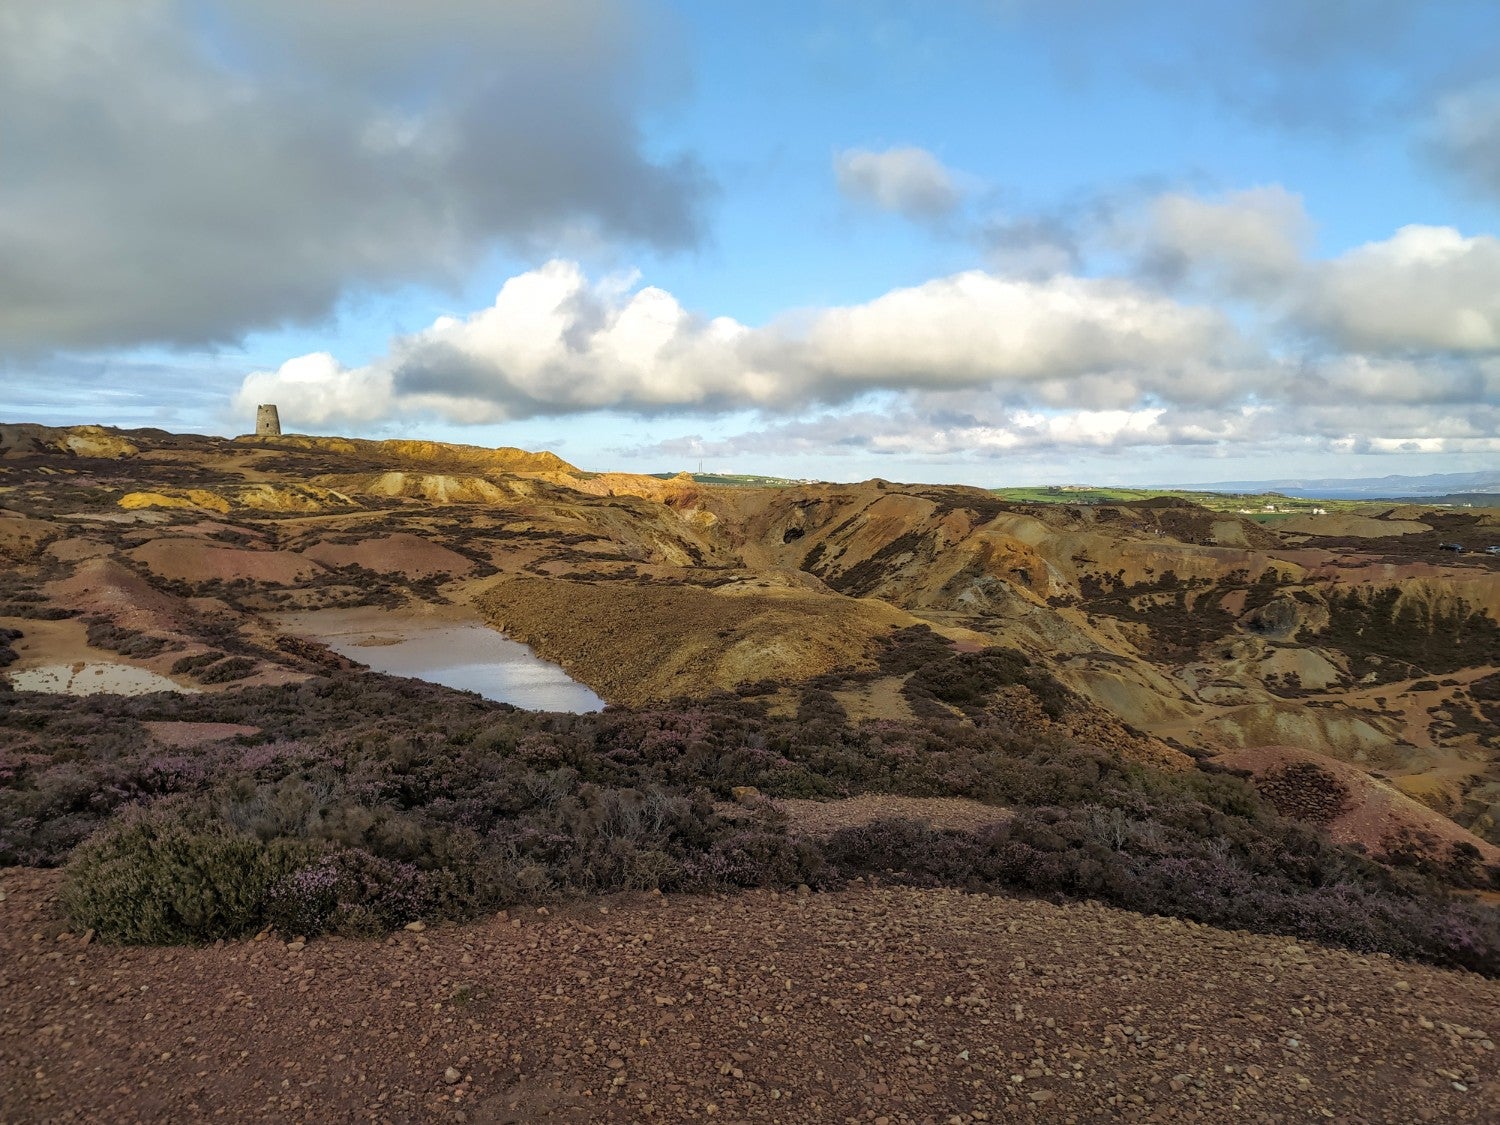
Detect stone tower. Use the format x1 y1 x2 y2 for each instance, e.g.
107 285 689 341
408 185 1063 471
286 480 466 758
255 404 281 437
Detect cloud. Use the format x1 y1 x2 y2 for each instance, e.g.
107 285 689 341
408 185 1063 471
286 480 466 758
633 393 1500 464
834 146 964 220
1296 226 1500 353
1119 192 1500 357
980 217 1082 279
235 195 1500 465
236 260 1253 428
1429 84 1500 202
1003 0 1492 133
0 1 708 356
1134 186 1312 295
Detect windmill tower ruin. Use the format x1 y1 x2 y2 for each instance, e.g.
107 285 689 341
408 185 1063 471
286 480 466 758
255 404 281 437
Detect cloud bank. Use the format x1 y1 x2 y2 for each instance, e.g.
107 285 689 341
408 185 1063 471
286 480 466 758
0 1 707 356
237 260 1248 424
238 196 1500 462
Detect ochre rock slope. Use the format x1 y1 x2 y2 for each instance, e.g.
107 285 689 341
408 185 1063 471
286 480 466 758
478 574 919 706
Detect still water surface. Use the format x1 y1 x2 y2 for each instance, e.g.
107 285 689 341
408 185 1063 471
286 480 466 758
302 617 606 713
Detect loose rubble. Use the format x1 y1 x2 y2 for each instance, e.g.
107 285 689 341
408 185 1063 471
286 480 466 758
3 867 1495 1123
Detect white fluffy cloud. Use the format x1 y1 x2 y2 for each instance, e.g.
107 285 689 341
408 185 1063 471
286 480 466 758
1131 196 1500 356
834 147 964 220
237 192 1500 464
1296 226 1500 352
236 260 1251 426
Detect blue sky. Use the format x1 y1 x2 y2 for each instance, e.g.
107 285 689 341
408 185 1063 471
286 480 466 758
2 1 1498 485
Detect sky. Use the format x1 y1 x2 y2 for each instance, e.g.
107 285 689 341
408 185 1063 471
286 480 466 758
2 0 1499 487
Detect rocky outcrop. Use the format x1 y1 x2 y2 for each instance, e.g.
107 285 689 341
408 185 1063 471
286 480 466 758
0 423 139 459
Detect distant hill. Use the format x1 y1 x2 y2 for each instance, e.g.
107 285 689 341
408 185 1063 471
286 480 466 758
1181 470 1500 500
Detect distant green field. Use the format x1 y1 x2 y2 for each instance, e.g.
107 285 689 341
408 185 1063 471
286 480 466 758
649 472 806 488
987 485 1374 518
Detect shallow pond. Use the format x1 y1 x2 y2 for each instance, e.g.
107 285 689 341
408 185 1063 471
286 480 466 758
281 611 606 713
9 662 198 696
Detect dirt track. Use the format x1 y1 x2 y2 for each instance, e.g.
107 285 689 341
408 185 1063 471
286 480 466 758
3 868 1495 1124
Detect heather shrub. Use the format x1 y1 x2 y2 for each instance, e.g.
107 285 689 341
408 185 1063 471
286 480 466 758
197 656 258 683
820 813 1500 975
63 802 313 944
171 651 225 675
6 657 1497 970
0 626 21 668
681 829 828 890
264 856 341 936
265 848 430 937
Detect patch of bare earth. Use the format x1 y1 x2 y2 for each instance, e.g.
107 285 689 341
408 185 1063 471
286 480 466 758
778 794 1010 835
301 533 475 580
3 869 1496 1124
141 721 261 748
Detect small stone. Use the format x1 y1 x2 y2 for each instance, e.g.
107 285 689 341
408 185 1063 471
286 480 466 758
444 1067 461 1084
404 921 426 932
1028 1089 1054 1103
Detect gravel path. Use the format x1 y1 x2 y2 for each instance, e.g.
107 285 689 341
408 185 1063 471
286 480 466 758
3 867 1496 1123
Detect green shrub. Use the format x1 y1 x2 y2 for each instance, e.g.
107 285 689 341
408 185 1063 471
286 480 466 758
62 802 313 944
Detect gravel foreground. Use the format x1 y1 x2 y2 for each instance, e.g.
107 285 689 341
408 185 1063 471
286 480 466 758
2 868 1496 1124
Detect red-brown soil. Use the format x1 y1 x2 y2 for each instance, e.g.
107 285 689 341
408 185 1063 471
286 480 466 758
141 721 262 748
780 794 1011 835
302 533 476 579
1215 746 1500 866
2 868 1495 1124
125 539 325 585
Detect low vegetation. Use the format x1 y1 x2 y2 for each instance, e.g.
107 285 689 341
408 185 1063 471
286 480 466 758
3 629 1496 974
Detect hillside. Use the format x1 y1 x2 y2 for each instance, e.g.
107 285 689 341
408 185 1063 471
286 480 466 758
3 425 1498 847
1 423 1497 1121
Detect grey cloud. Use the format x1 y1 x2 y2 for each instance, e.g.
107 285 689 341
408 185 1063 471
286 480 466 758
0 351 247 430
981 217 1081 279
1131 187 1312 297
630 393 1500 465
834 147 964 220
1004 0 1496 133
1430 85 1500 202
0 1 708 356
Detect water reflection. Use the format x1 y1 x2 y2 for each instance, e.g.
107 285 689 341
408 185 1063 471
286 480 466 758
284 614 605 713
